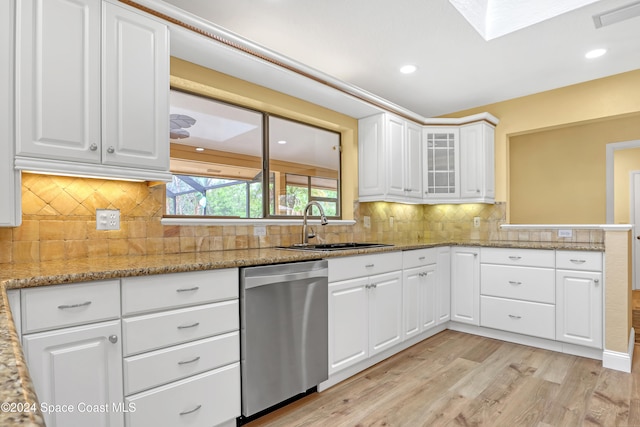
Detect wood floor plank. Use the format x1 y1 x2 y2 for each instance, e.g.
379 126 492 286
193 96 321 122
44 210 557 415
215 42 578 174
244 331 640 427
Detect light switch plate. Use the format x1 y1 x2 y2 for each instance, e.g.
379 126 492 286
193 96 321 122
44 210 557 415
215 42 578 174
254 226 267 236
96 209 120 230
363 216 371 229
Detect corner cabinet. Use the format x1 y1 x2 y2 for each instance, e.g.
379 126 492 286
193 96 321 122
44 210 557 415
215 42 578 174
358 113 496 205
423 122 495 204
0 0 21 227
358 113 423 203
15 0 171 182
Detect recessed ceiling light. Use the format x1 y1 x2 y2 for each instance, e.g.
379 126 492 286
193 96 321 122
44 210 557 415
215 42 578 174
400 65 417 74
195 147 205 152
277 140 287 144
585 48 607 59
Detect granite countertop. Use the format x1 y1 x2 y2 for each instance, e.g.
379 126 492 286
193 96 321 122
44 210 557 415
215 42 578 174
0 239 604 425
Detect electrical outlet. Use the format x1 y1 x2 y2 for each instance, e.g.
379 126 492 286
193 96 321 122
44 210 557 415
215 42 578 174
558 229 573 238
96 209 120 230
389 216 394 228
363 216 371 229
254 226 266 236
473 217 481 228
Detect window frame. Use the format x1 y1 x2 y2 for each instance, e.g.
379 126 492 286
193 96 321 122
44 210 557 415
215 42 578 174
166 88 342 221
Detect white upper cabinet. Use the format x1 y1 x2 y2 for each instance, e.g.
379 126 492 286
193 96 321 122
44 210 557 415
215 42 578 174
359 113 496 205
0 0 21 227
423 127 460 201
358 113 423 203
459 122 495 202
15 0 170 181
102 2 169 171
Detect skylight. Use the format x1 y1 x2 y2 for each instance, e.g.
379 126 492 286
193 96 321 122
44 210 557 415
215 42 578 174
448 0 601 40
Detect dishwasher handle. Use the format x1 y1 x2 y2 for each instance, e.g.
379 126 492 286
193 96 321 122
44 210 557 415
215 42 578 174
243 267 328 289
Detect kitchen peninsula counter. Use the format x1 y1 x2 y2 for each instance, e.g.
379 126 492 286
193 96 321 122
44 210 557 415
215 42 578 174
0 239 605 426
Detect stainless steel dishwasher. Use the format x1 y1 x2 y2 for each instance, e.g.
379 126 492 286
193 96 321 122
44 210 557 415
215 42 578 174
239 260 328 419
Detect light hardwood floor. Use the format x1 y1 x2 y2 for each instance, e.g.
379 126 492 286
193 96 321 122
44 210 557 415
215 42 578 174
246 330 640 427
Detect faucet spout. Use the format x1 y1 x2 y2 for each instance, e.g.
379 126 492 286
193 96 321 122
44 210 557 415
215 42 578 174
301 201 328 245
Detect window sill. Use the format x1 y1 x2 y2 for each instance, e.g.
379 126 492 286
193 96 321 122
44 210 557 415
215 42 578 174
161 217 356 226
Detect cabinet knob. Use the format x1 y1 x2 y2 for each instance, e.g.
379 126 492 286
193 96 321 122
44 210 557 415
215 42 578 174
594 279 600 285
89 143 98 151
108 335 118 344
106 146 115 154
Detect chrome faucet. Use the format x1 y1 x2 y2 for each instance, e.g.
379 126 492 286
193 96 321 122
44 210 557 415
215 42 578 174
301 201 328 245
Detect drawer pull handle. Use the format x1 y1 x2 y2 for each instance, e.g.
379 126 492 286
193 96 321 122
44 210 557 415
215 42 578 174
508 314 522 319
178 356 201 365
508 256 522 261
419 256 426 261
176 286 200 293
58 301 92 310
177 322 200 330
570 259 586 264
508 281 522 285
365 264 375 268
179 404 202 416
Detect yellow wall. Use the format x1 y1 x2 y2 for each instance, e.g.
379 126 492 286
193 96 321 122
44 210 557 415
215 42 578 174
614 147 640 224
509 114 640 224
170 58 359 219
444 69 640 221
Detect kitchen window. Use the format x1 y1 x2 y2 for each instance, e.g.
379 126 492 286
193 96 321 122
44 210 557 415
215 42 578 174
166 89 341 219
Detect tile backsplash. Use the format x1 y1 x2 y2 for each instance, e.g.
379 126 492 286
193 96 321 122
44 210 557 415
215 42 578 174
0 174 603 264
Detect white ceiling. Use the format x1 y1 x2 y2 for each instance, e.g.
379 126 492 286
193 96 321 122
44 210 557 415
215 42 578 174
160 0 640 118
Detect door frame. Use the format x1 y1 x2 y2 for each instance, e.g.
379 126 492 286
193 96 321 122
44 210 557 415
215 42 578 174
630 171 640 290
605 139 640 223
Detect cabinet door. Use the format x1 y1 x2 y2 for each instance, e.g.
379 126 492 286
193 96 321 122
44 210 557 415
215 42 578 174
459 123 495 201
17 0 101 163
102 2 169 171
405 122 423 199
423 127 460 200
556 270 603 348
420 265 438 331
403 267 421 338
22 320 124 427
369 271 403 356
436 246 451 324
358 114 386 197
328 277 369 374
386 116 406 197
451 247 480 325
0 0 21 227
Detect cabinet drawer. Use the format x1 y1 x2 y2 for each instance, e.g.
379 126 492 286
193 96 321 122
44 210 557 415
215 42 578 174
329 252 402 282
556 251 602 271
122 268 238 316
480 247 554 268
21 280 120 333
480 264 555 304
402 248 437 269
480 296 555 340
122 300 239 356
125 363 240 427
124 331 239 395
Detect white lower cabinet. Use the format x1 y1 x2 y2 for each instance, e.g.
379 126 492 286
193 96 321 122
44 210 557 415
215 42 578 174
328 252 403 374
556 269 603 348
451 247 480 325
22 321 124 427
122 269 240 427
402 247 449 339
125 364 240 427
21 281 123 427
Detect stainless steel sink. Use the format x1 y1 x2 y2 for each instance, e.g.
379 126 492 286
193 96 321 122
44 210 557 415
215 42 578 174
277 242 394 251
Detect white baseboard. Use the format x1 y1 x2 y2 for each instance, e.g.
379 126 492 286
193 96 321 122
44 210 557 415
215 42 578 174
602 328 635 373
